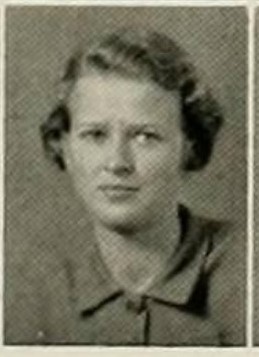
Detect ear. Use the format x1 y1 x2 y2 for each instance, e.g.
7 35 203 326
47 137 67 170
40 103 71 170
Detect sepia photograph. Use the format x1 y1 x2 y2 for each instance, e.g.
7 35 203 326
4 5 247 346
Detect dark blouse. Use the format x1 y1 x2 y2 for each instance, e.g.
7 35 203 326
5 206 245 346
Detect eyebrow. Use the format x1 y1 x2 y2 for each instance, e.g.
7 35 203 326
73 121 162 131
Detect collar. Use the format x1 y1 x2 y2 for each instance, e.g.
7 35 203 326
71 206 223 314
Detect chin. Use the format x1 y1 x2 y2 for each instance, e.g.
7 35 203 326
93 208 149 233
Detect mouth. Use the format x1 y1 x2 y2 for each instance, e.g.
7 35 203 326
99 185 139 191
98 184 139 200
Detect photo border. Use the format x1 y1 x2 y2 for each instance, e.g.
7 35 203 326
0 1 255 356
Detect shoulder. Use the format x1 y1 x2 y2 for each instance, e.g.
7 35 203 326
191 211 245 304
187 208 242 274
181 205 233 270
198 216 246 346
185 208 245 345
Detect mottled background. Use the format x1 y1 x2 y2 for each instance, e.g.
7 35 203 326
5 5 247 316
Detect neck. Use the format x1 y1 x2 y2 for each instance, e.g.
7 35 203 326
94 205 180 294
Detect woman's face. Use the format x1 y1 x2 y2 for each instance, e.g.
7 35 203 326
63 73 182 231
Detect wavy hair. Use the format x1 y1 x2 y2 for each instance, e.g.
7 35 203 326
40 28 223 171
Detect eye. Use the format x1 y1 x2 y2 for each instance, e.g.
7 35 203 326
78 128 107 142
135 130 161 144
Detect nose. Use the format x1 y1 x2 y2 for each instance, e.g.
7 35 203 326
104 134 135 176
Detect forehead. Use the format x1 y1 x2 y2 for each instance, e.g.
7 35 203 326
68 73 181 125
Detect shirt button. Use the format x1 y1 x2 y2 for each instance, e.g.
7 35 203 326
125 294 146 313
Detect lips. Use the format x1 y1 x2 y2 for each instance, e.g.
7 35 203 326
99 185 139 191
98 184 139 200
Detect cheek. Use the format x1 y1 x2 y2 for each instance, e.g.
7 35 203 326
67 140 99 172
137 145 182 184
65 142 98 190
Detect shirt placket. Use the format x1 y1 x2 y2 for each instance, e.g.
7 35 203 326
124 293 151 345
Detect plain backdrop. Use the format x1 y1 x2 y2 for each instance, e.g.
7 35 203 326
4 6 247 309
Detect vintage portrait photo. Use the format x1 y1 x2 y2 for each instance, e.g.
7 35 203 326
4 5 247 346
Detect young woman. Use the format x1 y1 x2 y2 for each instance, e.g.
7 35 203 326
5 28 245 346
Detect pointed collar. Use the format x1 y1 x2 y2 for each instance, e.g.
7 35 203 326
71 206 222 314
